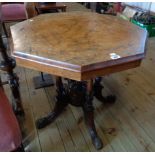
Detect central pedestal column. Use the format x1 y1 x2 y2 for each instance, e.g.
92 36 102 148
36 76 116 150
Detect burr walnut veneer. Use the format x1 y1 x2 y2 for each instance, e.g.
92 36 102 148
10 12 147 150
10 12 147 81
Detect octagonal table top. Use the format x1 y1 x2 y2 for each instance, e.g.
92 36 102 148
10 11 147 81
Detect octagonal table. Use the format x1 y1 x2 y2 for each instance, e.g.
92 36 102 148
10 11 147 150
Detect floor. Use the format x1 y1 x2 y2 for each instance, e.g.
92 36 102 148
1 2 155 152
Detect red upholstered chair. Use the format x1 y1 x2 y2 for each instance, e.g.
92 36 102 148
0 18 24 151
0 2 27 37
0 80 24 152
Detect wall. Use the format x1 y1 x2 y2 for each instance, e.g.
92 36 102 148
124 2 155 12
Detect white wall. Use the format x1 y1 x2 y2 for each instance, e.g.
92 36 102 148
151 2 155 12
124 2 155 12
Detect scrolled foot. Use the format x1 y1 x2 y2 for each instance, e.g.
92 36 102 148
36 117 51 129
89 128 103 150
92 136 103 150
36 112 57 129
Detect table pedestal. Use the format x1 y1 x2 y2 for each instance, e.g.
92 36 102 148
36 76 116 150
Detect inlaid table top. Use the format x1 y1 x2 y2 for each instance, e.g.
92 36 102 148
10 11 147 81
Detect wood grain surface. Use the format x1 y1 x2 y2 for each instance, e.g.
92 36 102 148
10 11 147 81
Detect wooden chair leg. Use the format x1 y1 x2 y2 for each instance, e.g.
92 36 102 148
0 36 24 115
8 71 24 115
2 22 8 38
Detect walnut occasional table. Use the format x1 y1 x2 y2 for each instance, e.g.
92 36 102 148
10 12 147 150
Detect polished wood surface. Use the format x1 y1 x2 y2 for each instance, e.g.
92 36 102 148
10 11 147 81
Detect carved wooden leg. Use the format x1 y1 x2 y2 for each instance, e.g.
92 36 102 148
83 79 103 150
94 77 116 104
2 22 8 38
0 36 24 115
36 76 69 129
8 71 24 116
0 58 24 115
